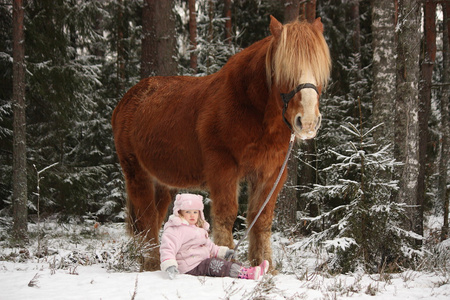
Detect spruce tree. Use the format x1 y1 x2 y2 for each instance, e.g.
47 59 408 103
297 106 421 273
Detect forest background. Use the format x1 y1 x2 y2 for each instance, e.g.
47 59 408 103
1 0 449 273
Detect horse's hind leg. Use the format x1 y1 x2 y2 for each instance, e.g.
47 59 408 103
122 158 162 271
154 183 176 230
139 182 174 271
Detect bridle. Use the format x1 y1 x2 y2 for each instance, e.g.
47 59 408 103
280 83 319 132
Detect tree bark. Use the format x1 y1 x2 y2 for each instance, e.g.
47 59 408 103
371 0 396 145
417 0 437 243
284 0 300 23
188 0 198 72
305 0 316 23
206 0 214 74
395 0 421 235
298 140 318 218
350 0 361 57
141 0 177 78
298 1 318 220
12 0 28 242
275 1 301 231
224 0 232 43
440 2 450 241
117 0 125 95
274 150 298 231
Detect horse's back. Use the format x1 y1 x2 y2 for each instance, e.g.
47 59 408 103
113 76 193 128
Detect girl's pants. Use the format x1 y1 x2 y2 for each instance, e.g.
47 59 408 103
186 258 240 278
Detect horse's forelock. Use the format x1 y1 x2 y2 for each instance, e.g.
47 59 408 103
267 20 331 90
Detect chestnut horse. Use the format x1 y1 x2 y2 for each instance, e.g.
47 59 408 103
112 16 331 271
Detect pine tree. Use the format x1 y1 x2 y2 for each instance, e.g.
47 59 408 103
0 1 14 211
296 105 419 273
21 0 141 220
23 0 99 217
395 0 421 237
141 0 177 77
371 0 396 145
61 0 141 221
275 0 301 232
299 1 373 220
417 0 437 243
12 0 28 242
439 2 450 241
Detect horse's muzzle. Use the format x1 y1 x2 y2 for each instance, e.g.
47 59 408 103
294 114 321 140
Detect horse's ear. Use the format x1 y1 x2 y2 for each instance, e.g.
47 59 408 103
269 15 283 38
312 17 324 33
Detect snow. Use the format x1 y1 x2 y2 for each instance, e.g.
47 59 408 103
2 260 449 300
1 222 449 300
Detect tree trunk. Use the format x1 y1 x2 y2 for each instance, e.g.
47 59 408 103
224 0 232 43
284 0 300 23
298 140 318 218
305 0 316 23
275 150 298 231
117 0 125 95
440 2 450 242
206 0 214 74
188 0 198 72
275 1 301 231
395 0 421 235
12 0 28 242
350 0 361 58
371 0 396 145
141 0 177 78
417 0 437 243
297 1 319 221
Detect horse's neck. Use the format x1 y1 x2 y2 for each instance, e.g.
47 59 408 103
264 86 291 141
221 37 272 111
222 37 290 145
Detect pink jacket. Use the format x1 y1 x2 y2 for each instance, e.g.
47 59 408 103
160 215 228 274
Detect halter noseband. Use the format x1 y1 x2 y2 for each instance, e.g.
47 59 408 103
280 83 319 132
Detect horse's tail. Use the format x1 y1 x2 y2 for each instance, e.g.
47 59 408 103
126 193 139 235
111 80 146 236
111 78 174 242
125 180 176 236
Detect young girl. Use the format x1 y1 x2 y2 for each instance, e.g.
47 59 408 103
160 193 269 280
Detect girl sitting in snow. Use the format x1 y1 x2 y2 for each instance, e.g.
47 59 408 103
160 193 269 280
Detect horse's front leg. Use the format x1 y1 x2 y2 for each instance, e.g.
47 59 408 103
207 162 239 249
247 169 287 270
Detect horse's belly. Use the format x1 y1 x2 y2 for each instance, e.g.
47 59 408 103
148 148 204 188
132 122 205 188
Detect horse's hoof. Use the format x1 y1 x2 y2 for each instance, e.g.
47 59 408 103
142 257 160 272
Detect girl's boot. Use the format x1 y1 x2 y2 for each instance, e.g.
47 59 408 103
238 260 269 280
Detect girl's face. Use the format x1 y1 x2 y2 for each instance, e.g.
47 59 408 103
180 210 199 225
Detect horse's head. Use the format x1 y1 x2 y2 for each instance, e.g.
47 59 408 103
266 16 331 140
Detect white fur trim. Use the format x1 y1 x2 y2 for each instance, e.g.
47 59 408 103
217 246 229 259
167 215 189 226
178 216 189 225
161 259 178 272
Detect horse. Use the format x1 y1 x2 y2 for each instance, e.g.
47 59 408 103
111 16 331 271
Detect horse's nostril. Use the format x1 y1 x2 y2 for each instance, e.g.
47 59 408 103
295 116 302 129
315 115 322 131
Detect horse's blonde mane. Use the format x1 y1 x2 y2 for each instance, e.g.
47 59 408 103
265 20 331 90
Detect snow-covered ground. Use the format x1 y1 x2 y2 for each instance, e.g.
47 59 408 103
1 220 449 300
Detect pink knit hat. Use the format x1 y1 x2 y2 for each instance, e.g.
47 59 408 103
173 193 207 224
